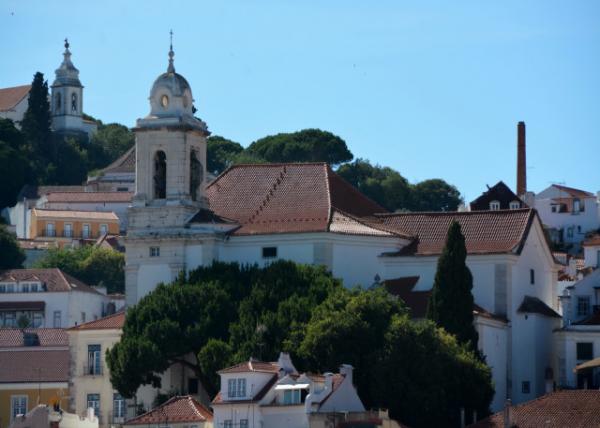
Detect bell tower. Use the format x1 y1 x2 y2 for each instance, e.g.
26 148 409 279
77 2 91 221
126 33 216 306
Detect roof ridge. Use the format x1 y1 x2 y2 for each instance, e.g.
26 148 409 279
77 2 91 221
375 208 534 217
330 208 413 239
324 165 334 229
247 165 289 224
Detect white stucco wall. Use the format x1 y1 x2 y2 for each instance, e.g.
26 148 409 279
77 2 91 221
476 318 508 412
554 328 600 388
584 244 600 268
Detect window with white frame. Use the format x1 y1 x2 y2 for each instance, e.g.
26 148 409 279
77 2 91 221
64 223 73 237
224 421 233 428
567 227 574 238
46 222 55 237
33 313 43 328
11 395 27 420
87 394 100 418
577 296 591 318
53 311 62 328
150 247 160 257
509 201 520 210
21 283 30 293
113 393 126 419
4 312 16 327
30 283 39 292
88 344 102 375
6 283 14 293
227 378 247 398
82 224 91 239
0 284 5 293
100 224 108 236
240 419 249 428
283 389 302 405
489 201 500 211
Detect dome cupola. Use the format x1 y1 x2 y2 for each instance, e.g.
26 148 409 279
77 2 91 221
137 31 207 132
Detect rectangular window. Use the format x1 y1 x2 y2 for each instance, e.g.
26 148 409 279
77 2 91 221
567 227 574 238
87 394 100 418
228 379 236 398
577 296 591 318
224 421 233 428
11 395 27 420
5 312 16 327
32 313 43 328
82 224 90 239
262 246 277 258
64 223 73 237
22 283 29 293
240 419 249 428
509 201 520 210
113 393 126 418
283 389 301 405
489 201 500 211
30 283 38 292
6 283 14 293
521 381 530 394
100 224 108 236
0 284 5 293
530 269 535 285
53 311 62 328
81 312 86 323
88 344 102 375
237 378 246 397
551 205 557 213
46 222 55 237
577 342 594 361
150 247 160 257
117 187 128 192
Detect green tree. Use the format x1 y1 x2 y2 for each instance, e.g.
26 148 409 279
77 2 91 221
35 246 124 293
206 136 244 174
247 129 353 166
45 136 89 185
300 287 492 427
427 221 479 350
89 123 134 167
411 178 462 212
0 119 31 207
21 72 52 165
0 224 25 269
106 261 343 397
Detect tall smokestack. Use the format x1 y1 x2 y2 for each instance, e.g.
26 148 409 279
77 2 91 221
517 121 526 196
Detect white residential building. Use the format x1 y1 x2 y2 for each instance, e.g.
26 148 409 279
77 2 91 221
531 184 600 249
583 234 600 269
212 352 399 428
0 269 111 328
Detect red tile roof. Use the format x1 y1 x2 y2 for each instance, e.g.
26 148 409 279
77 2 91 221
205 163 388 236
551 184 594 198
32 208 119 221
517 296 561 318
0 269 102 294
0 84 30 111
124 395 212 425
45 191 133 203
68 311 125 330
0 329 68 347
376 209 536 256
97 146 135 174
583 234 600 247
0 349 69 383
468 390 600 428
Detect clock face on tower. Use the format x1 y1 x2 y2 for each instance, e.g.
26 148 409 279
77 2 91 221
161 95 169 108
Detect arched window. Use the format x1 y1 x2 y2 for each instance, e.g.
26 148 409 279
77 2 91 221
71 93 77 113
189 150 203 201
153 151 167 199
55 93 62 112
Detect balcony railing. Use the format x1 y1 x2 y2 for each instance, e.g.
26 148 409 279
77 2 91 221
107 412 126 426
83 364 103 376
39 231 106 239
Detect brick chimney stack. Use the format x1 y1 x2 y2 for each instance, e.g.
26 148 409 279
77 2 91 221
517 121 527 196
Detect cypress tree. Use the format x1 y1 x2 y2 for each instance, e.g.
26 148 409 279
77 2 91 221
427 220 479 349
21 72 52 164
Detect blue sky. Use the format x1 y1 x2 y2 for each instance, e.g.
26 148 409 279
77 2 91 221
2 1 599 202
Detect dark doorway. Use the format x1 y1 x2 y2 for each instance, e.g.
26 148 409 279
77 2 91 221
154 150 167 199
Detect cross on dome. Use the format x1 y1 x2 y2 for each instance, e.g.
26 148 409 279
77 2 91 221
167 30 175 73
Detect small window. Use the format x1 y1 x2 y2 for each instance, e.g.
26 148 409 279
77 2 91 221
530 269 535 285
22 283 29 293
577 296 591 317
567 228 574 238
87 394 100 418
240 420 249 428
577 226 582 234
4 312 16 327
150 247 160 257
81 312 86 323
6 283 14 293
82 224 91 239
262 247 277 259
64 223 73 238
237 378 246 397
577 342 594 360
521 381 530 394
509 201 520 210
71 93 78 113
30 283 38 292
224 421 233 428
113 393 126 419
228 379 236 398
489 201 500 211
283 389 301 405
11 395 28 421
551 205 557 213
573 199 581 212
0 284 5 293
53 311 62 328
99 224 108 236
32 313 43 328
46 222 55 237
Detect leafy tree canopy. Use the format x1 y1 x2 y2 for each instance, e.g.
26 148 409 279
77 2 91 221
247 129 353 166
300 287 493 427
427 221 479 351
0 119 32 207
206 136 244 174
35 246 124 293
337 158 462 212
89 123 134 167
21 72 51 163
0 224 25 269
106 261 343 398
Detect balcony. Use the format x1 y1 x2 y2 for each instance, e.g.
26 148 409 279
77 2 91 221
39 231 106 239
83 364 103 376
107 412 126 426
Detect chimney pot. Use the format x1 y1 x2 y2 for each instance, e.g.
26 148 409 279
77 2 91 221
517 122 527 197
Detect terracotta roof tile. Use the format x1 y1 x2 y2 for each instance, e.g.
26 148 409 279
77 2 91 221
0 84 30 111
44 192 133 203
32 208 119 221
217 359 280 374
124 395 212 425
97 146 135 174
0 349 69 383
551 184 595 198
583 234 600 247
68 311 125 330
17 185 86 200
470 181 526 211
206 163 388 236
377 209 535 256
0 268 102 295
0 329 68 347
517 295 561 318
329 210 398 237
468 390 600 428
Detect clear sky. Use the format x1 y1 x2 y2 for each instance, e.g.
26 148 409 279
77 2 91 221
2 1 599 202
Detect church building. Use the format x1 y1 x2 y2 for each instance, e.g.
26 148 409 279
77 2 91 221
0 39 97 138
